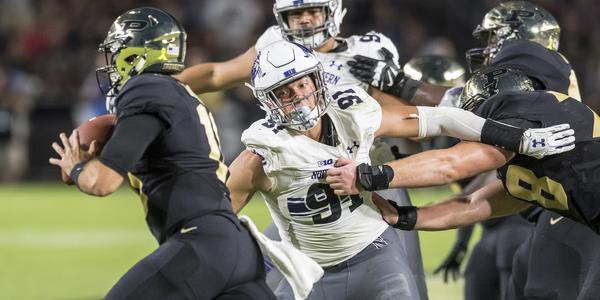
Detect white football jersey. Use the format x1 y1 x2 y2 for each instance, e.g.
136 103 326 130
256 26 400 91
242 86 389 267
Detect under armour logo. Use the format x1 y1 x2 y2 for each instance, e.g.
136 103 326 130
532 139 546 148
329 60 343 71
346 141 359 153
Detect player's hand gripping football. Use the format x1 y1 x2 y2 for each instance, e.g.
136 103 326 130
348 47 405 94
519 123 575 159
49 130 98 178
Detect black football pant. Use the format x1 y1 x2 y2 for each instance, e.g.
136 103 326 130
105 214 276 300
464 215 532 300
507 211 600 300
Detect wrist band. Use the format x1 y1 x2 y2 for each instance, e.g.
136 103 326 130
481 119 523 152
69 162 86 187
356 163 394 191
387 200 418 230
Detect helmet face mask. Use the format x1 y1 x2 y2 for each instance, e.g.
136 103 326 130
273 0 346 49
251 41 330 132
96 7 187 112
466 1 560 71
459 67 535 112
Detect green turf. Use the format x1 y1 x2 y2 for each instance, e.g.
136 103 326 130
0 184 478 299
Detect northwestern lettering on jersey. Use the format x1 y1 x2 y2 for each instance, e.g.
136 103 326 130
311 169 328 179
324 71 340 85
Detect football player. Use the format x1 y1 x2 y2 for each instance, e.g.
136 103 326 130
49 8 275 299
467 3 600 299
176 0 430 296
228 40 576 300
326 65 600 244
348 2 600 298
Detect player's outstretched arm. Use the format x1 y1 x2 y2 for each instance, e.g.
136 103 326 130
373 180 531 231
227 150 271 214
175 46 256 94
327 141 511 195
376 104 576 158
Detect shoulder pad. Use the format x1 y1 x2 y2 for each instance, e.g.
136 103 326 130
347 31 400 61
255 26 283 52
115 74 179 124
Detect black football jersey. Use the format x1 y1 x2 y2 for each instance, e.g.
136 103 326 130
476 91 600 232
113 74 230 243
491 39 581 100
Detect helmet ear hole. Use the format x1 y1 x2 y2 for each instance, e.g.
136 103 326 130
124 54 137 64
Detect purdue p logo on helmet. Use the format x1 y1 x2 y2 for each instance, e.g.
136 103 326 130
96 7 187 112
459 67 534 112
466 1 560 70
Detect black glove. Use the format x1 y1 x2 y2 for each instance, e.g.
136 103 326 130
434 242 467 283
348 47 409 98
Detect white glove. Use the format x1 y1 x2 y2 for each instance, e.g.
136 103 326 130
438 86 464 108
519 123 575 159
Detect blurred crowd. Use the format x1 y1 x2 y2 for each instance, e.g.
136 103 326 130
1 0 599 181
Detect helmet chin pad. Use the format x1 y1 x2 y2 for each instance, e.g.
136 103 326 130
288 105 320 131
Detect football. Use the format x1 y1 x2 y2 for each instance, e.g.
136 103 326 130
76 114 116 151
61 114 116 184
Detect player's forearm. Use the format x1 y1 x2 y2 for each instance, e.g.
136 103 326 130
176 63 222 93
76 159 123 196
386 150 469 188
387 142 507 188
415 195 491 230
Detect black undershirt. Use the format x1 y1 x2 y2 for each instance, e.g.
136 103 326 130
99 114 164 177
319 114 339 146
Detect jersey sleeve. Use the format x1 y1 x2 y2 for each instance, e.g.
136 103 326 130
475 91 544 128
115 74 184 129
241 119 283 173
354 31 400 62
255 26 283 52
329 86 383 137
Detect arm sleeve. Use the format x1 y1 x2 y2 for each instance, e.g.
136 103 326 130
416 105 534 151
99 114 164 177
416 106 485 141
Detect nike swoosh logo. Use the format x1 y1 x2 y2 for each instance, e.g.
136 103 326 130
180 226 197 234
550 217 564 225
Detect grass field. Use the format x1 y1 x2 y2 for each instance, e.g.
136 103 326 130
0 183 479 300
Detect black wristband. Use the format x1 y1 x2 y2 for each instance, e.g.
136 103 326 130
356 163 394 191
69 162 86 187
480 119 524 152
387 200 418 230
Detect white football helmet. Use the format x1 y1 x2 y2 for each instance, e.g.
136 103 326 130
250 40 330 131
273 0 346 49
